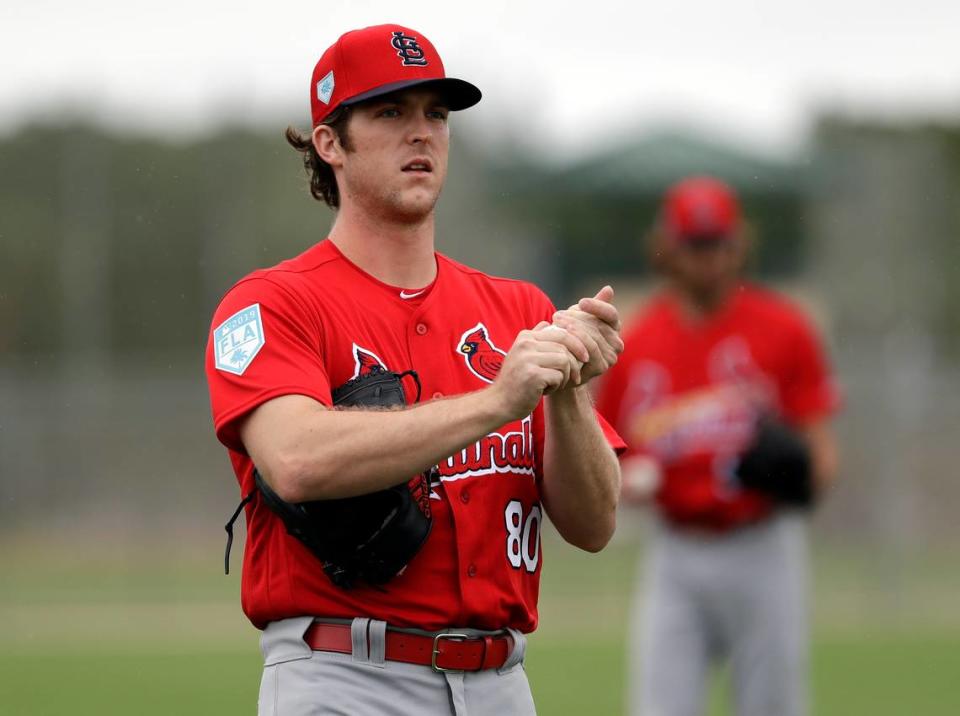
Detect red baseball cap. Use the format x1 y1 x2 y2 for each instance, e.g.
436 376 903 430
309 24 482 127
661 176 741 242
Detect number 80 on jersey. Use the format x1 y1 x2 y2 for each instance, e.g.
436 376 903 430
504 499 542 572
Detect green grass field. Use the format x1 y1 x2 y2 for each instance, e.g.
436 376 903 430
2 531 959 715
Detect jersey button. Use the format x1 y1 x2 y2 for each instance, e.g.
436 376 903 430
467 564 477 578
415 323 428 335
460 490 470 504
432 391 443 399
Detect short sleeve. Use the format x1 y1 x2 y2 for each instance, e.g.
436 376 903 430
779 313 842 424
595 410 627 455
205 277 331 453
594 345 643 458
593 351 630 438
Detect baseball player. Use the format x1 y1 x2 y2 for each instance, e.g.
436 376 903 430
595 176 840 716
205 24 625 716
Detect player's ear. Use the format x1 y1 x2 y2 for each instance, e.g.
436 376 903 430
313 124 345 167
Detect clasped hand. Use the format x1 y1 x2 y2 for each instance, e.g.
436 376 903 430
492 286 623 421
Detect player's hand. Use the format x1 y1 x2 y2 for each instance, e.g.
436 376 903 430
552 285 624 386
490 323 587 421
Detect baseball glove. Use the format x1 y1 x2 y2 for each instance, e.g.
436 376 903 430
224 366 434 589
735 417 816 507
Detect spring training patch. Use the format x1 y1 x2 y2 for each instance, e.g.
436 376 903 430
316 70 335 105
214 303 266 376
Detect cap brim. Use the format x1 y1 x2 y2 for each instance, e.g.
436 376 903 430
342 77 482 111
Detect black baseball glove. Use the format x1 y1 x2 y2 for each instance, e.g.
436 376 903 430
224 366 434 589
735 417 816 508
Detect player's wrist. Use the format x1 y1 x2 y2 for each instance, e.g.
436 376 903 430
475 383 521 427
545 381 591 414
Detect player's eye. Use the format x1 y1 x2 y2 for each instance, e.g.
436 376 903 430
376 107 401 119
427 108 449 122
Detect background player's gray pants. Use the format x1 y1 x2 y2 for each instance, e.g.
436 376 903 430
257 616 536 716
628 512 809 716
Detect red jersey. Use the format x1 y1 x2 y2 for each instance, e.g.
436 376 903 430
205 240 624 631
596 284 839 531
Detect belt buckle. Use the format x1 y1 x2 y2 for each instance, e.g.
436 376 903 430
431 632 470 673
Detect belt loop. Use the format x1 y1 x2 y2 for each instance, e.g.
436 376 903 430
367 619 387 667
479 636 494 669
350 618 371 663
498 628 526 673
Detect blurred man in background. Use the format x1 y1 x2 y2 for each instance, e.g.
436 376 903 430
595 176 840 716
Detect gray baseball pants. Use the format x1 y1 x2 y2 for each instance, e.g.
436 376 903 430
628 512 809 716
257 616 535 715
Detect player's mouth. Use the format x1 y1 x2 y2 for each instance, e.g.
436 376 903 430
402 158 433 174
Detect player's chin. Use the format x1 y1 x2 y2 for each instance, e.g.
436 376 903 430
388 190 441 222
402 179 442 203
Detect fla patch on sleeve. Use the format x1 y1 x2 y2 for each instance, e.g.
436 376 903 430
213 303 266 375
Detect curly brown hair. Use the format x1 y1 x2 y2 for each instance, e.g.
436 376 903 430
285 106 353 208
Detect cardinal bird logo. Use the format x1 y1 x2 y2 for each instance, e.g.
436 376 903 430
352 343 388 378
457 323 507 384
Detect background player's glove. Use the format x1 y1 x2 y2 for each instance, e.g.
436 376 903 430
232 367 434 589
735 417 816 508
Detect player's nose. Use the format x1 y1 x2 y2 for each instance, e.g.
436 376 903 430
406 113 437 145
408 125 430 145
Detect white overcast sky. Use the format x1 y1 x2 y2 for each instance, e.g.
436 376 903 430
2 0 958 158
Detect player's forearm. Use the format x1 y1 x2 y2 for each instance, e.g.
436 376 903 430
246 390 509 502
541 386 621 552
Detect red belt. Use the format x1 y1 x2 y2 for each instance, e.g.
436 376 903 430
303 622 514 673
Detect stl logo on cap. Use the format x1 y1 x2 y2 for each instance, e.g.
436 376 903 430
391 31 428 66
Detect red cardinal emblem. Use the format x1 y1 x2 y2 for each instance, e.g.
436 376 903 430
352 344 387 378
457 323 506 383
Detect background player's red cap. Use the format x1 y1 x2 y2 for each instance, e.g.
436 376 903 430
661 176 741 242
310 24 482 127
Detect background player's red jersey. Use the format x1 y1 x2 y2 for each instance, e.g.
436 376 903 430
596 284 840 530
206 240 624 630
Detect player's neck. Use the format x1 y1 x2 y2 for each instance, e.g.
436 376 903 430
327 206 438 288
672 281 738 321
